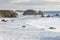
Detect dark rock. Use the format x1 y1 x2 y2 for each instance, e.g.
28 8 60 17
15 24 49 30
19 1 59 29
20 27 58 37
55 14 59 16
49 27 56 29
0 10 17 18
47 15 50 17
41 15 45 17
1 19 8 22
23 9 44 16
22 26 26 28
23 9 37 15
38 11 44 15
38 11 45 17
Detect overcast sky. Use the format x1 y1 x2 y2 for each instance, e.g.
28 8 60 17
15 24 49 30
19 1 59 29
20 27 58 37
0 0 60 11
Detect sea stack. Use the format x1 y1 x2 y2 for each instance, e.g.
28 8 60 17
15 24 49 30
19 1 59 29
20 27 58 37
23 9 37 15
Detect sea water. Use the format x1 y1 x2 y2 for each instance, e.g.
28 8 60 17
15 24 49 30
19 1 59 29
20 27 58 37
0 11 60 40
16 11 60 40
43 11 60 15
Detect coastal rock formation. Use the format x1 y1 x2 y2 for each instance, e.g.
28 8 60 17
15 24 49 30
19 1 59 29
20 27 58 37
38 11 44 17
0 10 17 18
41 15 45 17
23 9 44 16
47 15 50 17
22 25 26 28
55 14 60 16
38 11 44 15
49 27 56 29
23 10 37 15
1 19 8 22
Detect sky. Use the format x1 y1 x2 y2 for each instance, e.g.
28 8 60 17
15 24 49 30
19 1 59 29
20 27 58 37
0 0 60 11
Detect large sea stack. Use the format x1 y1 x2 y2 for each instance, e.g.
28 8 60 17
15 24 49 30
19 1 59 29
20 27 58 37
23 10 37 15
23 9 44 16
0 10 17 18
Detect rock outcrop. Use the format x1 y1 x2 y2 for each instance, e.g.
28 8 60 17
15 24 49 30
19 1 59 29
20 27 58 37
23 10 44 16
38 11 45 17
47 15 50 17
23 10 37 15
55 14 60 16
0 10 17 18
38 11 44 15
49 27 56 29
1 19 8 22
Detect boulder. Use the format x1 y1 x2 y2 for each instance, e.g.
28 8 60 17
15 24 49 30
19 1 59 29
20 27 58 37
1 19 8 22
38 11 44 15
41 15 45 17
49 27 56 29
47 15 50 17
55 14 59 16
22 25 26 28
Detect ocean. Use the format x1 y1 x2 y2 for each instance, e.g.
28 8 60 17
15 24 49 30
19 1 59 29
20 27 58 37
0 11 59 40
43 11 60 15
17 11 60 16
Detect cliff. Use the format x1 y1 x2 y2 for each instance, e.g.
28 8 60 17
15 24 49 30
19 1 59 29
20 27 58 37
0 10 17 18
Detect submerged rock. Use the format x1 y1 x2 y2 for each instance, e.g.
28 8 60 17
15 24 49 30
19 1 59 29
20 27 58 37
11 20 14 22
